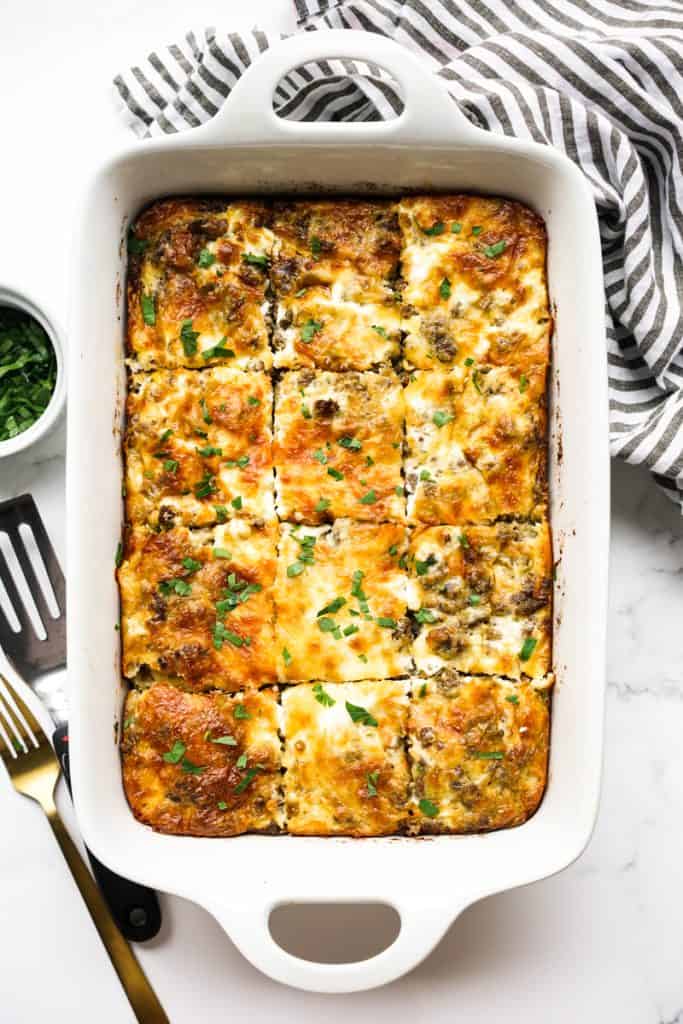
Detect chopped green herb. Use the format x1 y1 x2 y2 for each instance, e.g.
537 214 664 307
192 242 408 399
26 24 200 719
199 398 212 424
366 771 379 797
234 704 250 720
286 561 305 578
213 621 247 649
419 798 439 818
519 636 538 661
282 647 292 666
159 428 173 445
314 498 331 512
182 557 202 573
472 368 483 394
163 459 179 473
472 751 504 760
459 532 469 548
358 653 368 664
451 222 462 234
395 485 404 497
163 740 186 765
217 801 228 810
197 248 216 268
181 758 204 775
345 701 378 727
419 469 432 482
418 683 428 698
234 765 262 794
421 221 445 236
343 624 359 637
371 324 388 337
505 694 520 705
519 374 529 393
301 319 323 343
376 617 397 629
310 235 323 258
468 593 481 606
202 340 235 362
327 467 344 481
159 578 192 597
313 448 328 465
213 547 232 560
415 555 435 576
338 436 362 452
180 319 199 356
236 753 248 770
127 230 147 254
432 410 453 428
197 445 223 458
295 287 307 298
483 240 507 258
194 471 217 499
210 734 237 746
214 504 228 522
439 277 452 300
247 395 261 407
359 489 377 505
141 293 156 326
388 545 398 556
231 496 243 510
318 597 346 616
317 616 339 634
464 357 475 366
416 607 437 624
313 683 336 707
242 252 269 269
224 455 250 469
301 403 312 419
471 225 483 236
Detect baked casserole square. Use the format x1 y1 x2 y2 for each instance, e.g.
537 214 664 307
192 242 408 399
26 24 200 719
273 370 405 524
121 683 282 835
408 673 550 833
404 365 547 525
274 520 412 682
282 679 410 836
118 521 277 691
124 368 273 528
127 198 273 371
398 195 551 371
270 199 401 370
409 521 552 680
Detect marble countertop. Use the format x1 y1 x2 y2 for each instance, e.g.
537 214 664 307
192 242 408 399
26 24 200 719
1 1 682 1020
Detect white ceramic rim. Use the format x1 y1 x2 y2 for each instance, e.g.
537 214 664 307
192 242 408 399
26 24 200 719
0 285 67 458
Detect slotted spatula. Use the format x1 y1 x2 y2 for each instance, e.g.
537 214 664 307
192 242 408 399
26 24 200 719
0 493 161 941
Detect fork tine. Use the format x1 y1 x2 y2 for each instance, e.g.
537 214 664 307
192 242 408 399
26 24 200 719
0 679 40 750
0 689 29 755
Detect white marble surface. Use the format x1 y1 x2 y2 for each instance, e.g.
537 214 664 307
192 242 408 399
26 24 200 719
1 1 683 1020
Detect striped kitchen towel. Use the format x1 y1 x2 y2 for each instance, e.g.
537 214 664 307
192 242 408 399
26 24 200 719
114 0 683 512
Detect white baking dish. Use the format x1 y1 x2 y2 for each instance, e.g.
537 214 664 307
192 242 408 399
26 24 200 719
67 30 609 994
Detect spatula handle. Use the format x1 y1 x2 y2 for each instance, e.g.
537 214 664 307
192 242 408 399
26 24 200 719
53 724 162 942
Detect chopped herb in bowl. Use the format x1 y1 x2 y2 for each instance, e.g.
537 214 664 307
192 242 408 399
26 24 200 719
0 307 57 444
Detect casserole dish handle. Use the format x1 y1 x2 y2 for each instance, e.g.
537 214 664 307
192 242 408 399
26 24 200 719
192 29 485 146
214 895 460 994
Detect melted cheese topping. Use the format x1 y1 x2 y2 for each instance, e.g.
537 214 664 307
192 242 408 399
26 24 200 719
118 521 278 690
399 195 551 371
405 365 547 525
122 684 282 835
409 673 549 833
274 520 412 682
127 199 273 370
274 370 405 523
282 680 410 835
409 522 551 679
125 368 273 528
271 200 401 369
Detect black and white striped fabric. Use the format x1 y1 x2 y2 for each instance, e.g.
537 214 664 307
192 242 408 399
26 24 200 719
114 0 683 512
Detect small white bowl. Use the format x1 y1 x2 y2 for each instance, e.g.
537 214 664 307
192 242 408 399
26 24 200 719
0 285 67 458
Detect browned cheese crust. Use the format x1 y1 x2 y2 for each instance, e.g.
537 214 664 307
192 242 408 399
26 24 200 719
121 684 282 835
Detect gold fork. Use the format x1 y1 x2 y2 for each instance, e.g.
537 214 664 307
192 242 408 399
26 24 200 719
0 675 168 1023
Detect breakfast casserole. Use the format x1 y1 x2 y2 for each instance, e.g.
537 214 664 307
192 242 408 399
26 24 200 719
119 193 553 838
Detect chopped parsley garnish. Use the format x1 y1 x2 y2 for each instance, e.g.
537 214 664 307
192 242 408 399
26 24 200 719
327 467 344 481
505 694 520 705
115 541 123 568
415 555 436 576
236 753 248 770
318 597 346 616
202 340 235 362
459 532 469 548
519 374 529 393
180 319 199 356
234 703 250 720
464 356 474 366
242 252 269 269
301 403 312 419
313 683 336 707
180 758 204 775
451 222 462 234
213 547 232 559
471 225 483 236
234 765 262 794
358 653 368 664
286 533 316 577
127 230 147 254
468 593 481 606
376 617 397 629
366 771 379 797
472 751 504 760
345 701 378 727
471 368 483 394
371 325 388 337
418 683 428 698
395 485 404 497
286 561 305 578
310 235 322 259
432 410 453 428
419 469 432 482
197 248 216 268
439 277 452 300
415 607 437 624
210 734 237 746
343 624 359 636
483 240 507 258
247 395 261 407
199 398 212 424
163 459 179 473
231 496 243 510
359 489 377 505
194 471 217 499
159 428 173 445
159 578 192 597
141 293 156 326
214 504 228 522
318 616 341 637
301 319 323 343
419 798 439 818
197 445 222 457
217 801 228 810
365 455 375 467
282 647 292 666
224 455 250 469
519 636 538 661
338 436 362 451
295 287 308 298
163 741 186 764
182 557 202 573
313 448 328 464
421 221 444 236
314 498 331 512
213 622 248 649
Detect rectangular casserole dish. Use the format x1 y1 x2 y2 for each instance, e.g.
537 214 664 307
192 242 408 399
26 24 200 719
67 30 609 994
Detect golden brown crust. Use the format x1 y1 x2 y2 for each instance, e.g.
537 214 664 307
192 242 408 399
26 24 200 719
282 680 410 836
118 522 277 691
399 195 551 371
271 200 401 369
121 684 282 835
274 370 404 523
408 674 549 833
124 368 273 528
405 365 547 525
127 198 273 370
